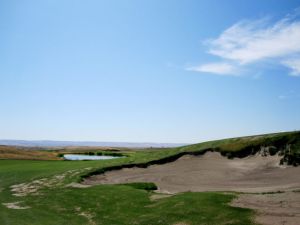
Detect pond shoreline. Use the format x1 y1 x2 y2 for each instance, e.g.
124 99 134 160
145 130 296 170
63 154 123 161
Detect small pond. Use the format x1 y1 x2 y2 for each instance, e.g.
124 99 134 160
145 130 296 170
63 154 122 161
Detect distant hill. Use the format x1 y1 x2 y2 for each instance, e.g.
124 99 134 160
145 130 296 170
0 140 187 148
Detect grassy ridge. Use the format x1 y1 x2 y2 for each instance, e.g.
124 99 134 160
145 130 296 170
182 131 300 152
180 131 300 165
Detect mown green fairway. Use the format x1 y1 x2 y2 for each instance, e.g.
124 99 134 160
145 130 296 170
0 154 255 225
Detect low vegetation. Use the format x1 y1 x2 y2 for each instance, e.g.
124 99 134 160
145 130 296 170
0 145 59 160
121 182 158 191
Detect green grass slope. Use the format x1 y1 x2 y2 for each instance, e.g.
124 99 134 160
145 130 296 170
0 159 255 225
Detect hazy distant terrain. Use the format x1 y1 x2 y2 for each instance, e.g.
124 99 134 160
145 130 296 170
0 140 187 148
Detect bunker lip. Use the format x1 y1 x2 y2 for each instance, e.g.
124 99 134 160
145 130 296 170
82 151 300 194
80 149 213 180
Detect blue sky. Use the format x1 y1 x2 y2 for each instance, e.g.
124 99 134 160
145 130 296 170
1 0 300 143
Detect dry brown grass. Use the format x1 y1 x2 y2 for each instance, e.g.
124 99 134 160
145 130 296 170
0 145 60 160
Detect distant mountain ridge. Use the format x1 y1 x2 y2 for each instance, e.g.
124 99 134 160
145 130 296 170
0 139 187 148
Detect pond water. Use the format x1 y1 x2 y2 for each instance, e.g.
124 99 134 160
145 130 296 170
63 154 122 161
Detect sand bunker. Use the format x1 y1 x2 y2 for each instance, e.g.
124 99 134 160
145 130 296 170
83 152 300 193
231 192 300 225
83 151 300 225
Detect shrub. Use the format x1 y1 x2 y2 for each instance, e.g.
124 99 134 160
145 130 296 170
121 182 158 191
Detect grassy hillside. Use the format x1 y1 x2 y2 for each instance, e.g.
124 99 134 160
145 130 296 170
180 131 300 165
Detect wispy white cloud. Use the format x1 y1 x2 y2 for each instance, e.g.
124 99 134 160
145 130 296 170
189 9 300 76
278 90 300 100
278 95 287 100
209 18 300 64
282 58 300 76
187 62 237 75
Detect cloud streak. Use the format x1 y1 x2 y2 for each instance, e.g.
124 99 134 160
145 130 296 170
282 58 300 76
189 9 300 76
187 62 237 75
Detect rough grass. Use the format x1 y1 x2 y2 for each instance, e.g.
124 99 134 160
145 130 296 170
0 154 256 225
0 166 255 225
181 131 299 152
0 145 59 160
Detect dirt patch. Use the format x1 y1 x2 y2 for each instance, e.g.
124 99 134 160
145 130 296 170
11 168 92 197
75 206 96 225
66 182 91 188
83 152 300 193
150 193 173 201
231 192 300 225
2 201 31 209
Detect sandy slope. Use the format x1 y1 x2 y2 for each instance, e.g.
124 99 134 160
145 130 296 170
83 152 300 225
231 192 300 225
84 152 300 193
